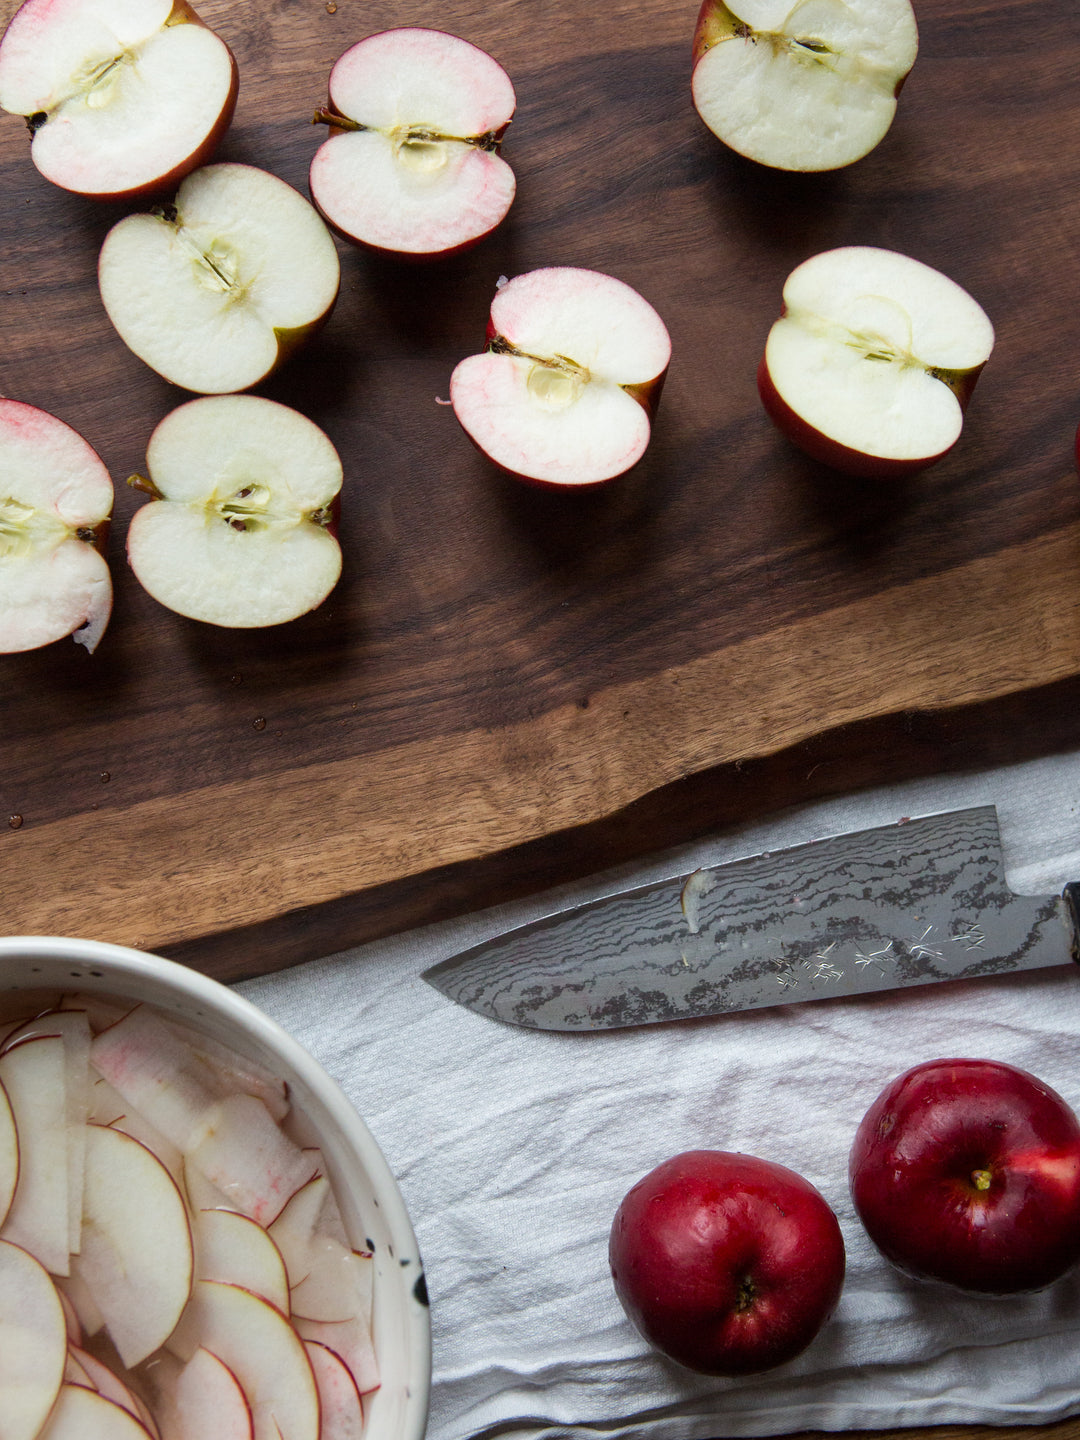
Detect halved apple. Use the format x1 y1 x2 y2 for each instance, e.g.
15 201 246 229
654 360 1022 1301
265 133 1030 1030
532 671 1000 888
0 0 238 200
758 245 994 477
0 398 113 654
98 163 340 394
691 0 918 171
125 395 344 628
309 27 516 258
450 267 671 486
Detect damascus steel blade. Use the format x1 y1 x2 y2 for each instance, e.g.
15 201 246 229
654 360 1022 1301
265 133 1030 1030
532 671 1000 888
422 806 1079 1030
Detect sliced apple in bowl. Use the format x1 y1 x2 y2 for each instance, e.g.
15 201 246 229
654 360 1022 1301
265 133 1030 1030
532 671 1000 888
0 0 238 200
0 399 113 654
691 0 918 172
449 267 671 486
98 163 341 394
758 246 994 478
125 394 344 627
309 27 516 259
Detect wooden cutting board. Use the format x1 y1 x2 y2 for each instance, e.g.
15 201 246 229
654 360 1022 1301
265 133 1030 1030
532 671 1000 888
3 0 1080 983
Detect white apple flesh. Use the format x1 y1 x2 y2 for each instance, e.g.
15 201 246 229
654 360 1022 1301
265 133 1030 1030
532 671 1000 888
98 162 340 394
758 246 994 477
39 1384 153 1440
309 27 516 258
0 1238 68 1440
0 398 113 654
450 267 671 486
0 1034 71 1275
125 394 344 627
0 0 238 200
691 0 918 171
70 1124 194 1368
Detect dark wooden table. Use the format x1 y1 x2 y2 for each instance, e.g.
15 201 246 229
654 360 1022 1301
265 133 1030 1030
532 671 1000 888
4 0 1080 1434
2 0 1079 989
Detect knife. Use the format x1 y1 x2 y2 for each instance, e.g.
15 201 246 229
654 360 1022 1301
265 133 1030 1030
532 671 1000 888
422 805 1080 1030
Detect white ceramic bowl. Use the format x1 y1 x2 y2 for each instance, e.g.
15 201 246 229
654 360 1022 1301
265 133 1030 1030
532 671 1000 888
0 934 431 1440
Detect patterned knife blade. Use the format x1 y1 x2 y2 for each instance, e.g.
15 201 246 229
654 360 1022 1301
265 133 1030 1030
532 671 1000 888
422 806 1080 1030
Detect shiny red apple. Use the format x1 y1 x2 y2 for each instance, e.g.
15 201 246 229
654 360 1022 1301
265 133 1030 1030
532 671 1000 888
850 1058 1080 1294
608 1150 845 1376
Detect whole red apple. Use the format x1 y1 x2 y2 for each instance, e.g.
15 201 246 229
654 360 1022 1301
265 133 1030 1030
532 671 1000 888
608 1150 845 1376
850 1058 1080 1294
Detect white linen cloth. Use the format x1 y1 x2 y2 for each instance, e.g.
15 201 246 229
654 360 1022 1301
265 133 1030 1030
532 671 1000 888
238 746 1080 1440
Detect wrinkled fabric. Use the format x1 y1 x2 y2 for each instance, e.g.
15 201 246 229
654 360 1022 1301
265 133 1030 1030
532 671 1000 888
239 747 1080 1440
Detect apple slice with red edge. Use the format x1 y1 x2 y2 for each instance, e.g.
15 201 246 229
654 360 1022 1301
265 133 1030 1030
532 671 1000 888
0 1076 18 1228
169 1279 320 1440
0 1238 69 1440
450 267 671 486
303 1340 364 1440
40 1384 152 1440
0 398 113 654
98 162 340 394
609 1149 845 1375
182 1092 321 1225
69 1123 194 1368
0 1032 71 1275
758 246 994 478
293 1314 379 1397
850 1057 1080 1294
309 27 516 259
0 0 238 201
691 0 918 172
125 395 344 628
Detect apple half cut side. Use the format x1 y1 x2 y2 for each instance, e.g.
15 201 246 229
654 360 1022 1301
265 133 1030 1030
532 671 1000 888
98 163 341 395
758 246 994 479
309 27 515 259
449 267 671 487
691 0 918 172
0 398 113 654
125 394 343 628
0 0 238 200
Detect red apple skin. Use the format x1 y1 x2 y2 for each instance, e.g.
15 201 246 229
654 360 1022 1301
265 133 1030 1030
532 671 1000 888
15 0 239 203
608 1150 845 1376
850 1058 1080 1295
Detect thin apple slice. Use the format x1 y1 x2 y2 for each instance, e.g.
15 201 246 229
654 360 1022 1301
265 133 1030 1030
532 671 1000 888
0 397 113 654
0 0 238 200
39 1384 152 1439
293 1314 379 1397
69 1124 193 1368
691 0 919 171
0 1074 18 1227
65 1348 95 1387
157 1347 254 1440
0 1238 68 1440
758 245 994 477
173 1280 320 1440
57 1284 83 1346
98 162 340 394
0 1032 70 1274
69 1346 150 1427
450 267 671 486
125 395 344 628
309 27 516 257
8 1008 93 1254
184 1092 321 1225
89 1076 186 1185
56 1268 106 1338
90 1004 224 1152
303 1341 363 1440
164 1021 289 1121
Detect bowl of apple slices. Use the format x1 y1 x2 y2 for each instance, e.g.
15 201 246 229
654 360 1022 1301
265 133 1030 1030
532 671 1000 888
0 935 431 1440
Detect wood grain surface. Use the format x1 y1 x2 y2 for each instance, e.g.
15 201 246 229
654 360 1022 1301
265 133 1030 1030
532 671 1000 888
3 0 1080 989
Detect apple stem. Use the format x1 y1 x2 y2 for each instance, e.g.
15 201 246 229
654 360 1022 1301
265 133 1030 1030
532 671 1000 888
735 1276 757 1312
127 473 164 500
312 107 363 132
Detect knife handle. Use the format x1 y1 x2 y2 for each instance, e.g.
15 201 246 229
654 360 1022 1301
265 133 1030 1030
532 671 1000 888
1064 883 1080 962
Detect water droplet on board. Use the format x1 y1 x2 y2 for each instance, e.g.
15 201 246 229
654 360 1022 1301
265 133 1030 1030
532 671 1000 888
230 673 243 686
8 815 23 829
253 717 266 731
325 3 337 12
100 771 111 783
